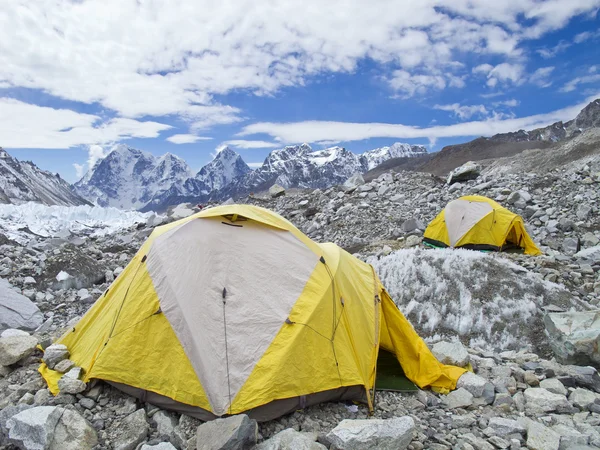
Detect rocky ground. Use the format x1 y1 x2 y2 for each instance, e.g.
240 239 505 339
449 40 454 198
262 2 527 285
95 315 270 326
0 156 599 449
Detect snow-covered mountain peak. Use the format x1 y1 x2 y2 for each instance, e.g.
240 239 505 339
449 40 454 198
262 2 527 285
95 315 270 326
195 146 251 193
360 142 428 170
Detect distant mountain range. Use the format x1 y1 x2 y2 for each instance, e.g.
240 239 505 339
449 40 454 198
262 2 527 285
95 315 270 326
1 98 598 211
74 141 427 211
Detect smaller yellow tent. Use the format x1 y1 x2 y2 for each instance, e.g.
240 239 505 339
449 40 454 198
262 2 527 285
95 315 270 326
424 195 541 255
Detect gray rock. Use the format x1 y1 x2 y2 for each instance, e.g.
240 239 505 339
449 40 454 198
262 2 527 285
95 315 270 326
507 190 531 206
526 420 561 450
269 184 286 198
524 387 571 413
141 444 178 450
569 388 598 410
539 378 568 396
582 232 599 247
401 218 425 234
456 372 487 397
0 404 33 437
343 173 365 191
6 406 62 450
447 161 481 184
0 334 38 366
54 359 75 374
432 341 470 367
577 204 592 221
575 246 600 263
544 311 600 367
42 344 69 369
0 279 44 333
57 376 86 395
563 238 580 255
551 424 589 449
487 417 526 437
443 388 473 409
50 408 97 450
153 410 177 437
113 409 149 450
326 416 414 450
255 428 325 450
196 414 257 450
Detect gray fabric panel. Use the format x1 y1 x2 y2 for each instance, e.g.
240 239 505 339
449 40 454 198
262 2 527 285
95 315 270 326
445 199 493 247
146 217 318 415
108 381 366 422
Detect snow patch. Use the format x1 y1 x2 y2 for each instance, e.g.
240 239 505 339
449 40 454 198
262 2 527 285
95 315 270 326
369 248 574 353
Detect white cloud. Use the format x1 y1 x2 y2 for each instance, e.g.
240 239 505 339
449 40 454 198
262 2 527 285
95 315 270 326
246 162 263 169
0 0 597 129
239 95 598 143
387 70 446 97
529 66 555 87
561 73 600 92
434 103 488 120
166 134 212 144
493 99 520 107
536 40 571 58
73 163 85 179
574 29 600 43
473 62 525 88
223 140 280 149
0 98 171 149
87 145 107 169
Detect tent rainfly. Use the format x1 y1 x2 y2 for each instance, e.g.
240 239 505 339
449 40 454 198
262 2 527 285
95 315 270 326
423 195 542 255
40 204 465 421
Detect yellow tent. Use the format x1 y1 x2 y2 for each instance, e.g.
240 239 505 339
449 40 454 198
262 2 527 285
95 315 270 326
40 204 464 421
424 195 542 256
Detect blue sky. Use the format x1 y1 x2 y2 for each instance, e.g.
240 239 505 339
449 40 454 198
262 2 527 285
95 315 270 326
1 1 599 182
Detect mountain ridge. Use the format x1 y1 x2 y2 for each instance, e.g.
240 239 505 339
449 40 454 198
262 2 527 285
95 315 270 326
0 147 90 207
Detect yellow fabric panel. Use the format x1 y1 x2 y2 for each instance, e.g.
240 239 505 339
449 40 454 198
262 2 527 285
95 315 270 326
39 255 211 410
379 290 466 390
423 209 449 245
455 211 497 248
230 245 376 414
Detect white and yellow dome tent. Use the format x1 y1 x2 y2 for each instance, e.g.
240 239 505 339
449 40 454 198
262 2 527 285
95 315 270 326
40 204 464 421
424 195 542 256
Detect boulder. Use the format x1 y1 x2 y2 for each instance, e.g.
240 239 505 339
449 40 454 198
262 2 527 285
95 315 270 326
6 406 62 450
343 173 365 191
42 344 70 369
456 372 487 397
0 334 38 366
269 184 286 198
539 378 568 396
577 204 592 220
432 341 469 367
526 420 561 450
551 424 590 449
447 161 481 184
113 409 149 450
487 417 526 437
196 414 257 450
254 428 326 450
0 279 44 333
524 387 571 413
575 246 600 263
50 408 97 450
325 416 414 450
400 218 426 234
0 404 33 438
507 190 531 207
442 388 473 409
58 376 86 395
569 388 599 410
544 311 600 367
153 410 177 438
40 244 108 290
